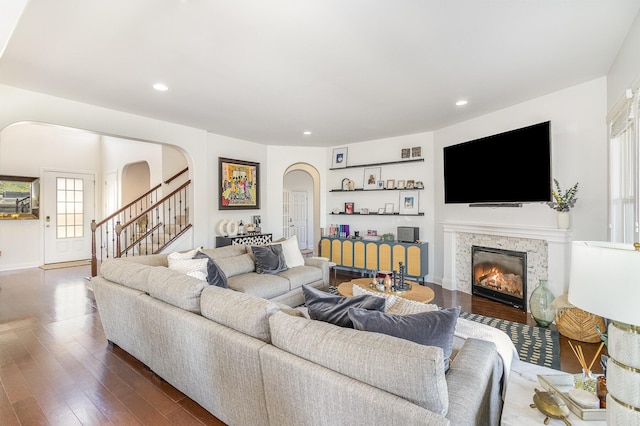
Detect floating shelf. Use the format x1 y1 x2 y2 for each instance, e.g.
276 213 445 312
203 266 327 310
329 188 423 193
329 158 424 170
330 212 424 216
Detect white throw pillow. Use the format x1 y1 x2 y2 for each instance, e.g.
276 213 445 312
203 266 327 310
352 283 439 315
274 236 305 268
168 257 209 279
167 248 201 265
352 284 398 311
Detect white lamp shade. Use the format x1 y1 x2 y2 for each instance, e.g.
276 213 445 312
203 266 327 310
568 241 640 326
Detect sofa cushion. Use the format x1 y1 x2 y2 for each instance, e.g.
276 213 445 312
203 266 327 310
227 272 291 299
268 311 449 415
146 266 208 313
193 251 228 288
251 245 288 274
200 285 279 342
215 253 255 278
302 285 385 328
202 245 248 261
277 265 323 290
271 235 305 268
100 258 153 293
348 306 461 371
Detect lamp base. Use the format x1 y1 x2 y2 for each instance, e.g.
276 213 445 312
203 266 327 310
606 321 640 424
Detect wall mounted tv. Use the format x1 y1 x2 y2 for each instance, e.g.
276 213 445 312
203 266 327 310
443 121 552 206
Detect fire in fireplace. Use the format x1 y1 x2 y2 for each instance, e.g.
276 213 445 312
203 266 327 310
471 246 527 311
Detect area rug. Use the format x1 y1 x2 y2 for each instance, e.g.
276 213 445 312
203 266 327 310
460 312 560 369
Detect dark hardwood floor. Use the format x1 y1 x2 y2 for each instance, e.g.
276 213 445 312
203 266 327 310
0 266 605 425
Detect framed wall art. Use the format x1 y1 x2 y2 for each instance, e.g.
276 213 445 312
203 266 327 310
219 157 260 210
384 202 394 214
399 191 419 215
345 202 354 214
363 167 381 190
332 147 348 168
386 179 395 189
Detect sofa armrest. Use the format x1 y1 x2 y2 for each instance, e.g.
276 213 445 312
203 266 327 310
445 338 503 426
304 257 329 286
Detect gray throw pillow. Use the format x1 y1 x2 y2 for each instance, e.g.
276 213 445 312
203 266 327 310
348 306 461 371
193 251 228 288
252 244 288 274
302 284 386 328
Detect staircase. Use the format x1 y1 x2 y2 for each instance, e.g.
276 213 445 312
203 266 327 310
90 168 191 277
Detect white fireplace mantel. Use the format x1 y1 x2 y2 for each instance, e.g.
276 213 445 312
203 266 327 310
442 222 573 302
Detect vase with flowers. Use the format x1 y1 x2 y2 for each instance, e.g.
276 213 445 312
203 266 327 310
547 179 579 229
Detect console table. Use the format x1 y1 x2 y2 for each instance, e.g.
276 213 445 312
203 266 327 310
215 233 272 247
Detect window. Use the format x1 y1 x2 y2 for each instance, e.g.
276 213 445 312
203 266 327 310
56 177 84 238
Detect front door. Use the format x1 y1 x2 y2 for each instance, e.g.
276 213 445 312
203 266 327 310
43 171 95 264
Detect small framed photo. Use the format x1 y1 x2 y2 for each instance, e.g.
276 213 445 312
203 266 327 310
406 179 415 189
397 180 406 189
401 148 411 159
377 207 385 214
384 202 394 214
386 179 395 189
399 191 419 215
345 202 354 214
360 208 369 215
363 167 382 190
377 180 384 189
415 181 424 189
332 147 348 168
411 146 422 158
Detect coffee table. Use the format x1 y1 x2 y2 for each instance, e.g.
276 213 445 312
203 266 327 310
337 278 435 303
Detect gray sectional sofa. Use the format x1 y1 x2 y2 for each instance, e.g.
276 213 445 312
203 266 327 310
92 246 504 426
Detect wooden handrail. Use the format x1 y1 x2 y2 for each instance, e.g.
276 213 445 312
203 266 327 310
119 180 191 229
164 167 189 185
94 182 162 228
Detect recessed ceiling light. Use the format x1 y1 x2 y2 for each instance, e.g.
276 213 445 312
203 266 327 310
303 131 312 135
456 99 468 106
153 83 168 91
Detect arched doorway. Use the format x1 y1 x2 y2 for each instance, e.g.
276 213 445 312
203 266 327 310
283 163 321 254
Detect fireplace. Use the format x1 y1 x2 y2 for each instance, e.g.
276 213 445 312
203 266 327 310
471 246 527 311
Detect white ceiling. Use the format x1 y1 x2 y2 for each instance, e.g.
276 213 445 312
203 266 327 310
1 0 638 147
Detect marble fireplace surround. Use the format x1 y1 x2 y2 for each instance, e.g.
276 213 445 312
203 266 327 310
442 222 572 312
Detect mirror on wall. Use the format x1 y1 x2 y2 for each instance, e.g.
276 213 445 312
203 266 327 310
0 175 40 220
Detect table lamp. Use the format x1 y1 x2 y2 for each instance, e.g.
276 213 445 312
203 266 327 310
568 241 640 424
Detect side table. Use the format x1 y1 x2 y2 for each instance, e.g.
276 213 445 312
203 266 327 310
502 360 606 425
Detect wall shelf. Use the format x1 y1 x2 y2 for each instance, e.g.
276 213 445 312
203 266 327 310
329 158 424 170
331 212 424 216
329 188 423 193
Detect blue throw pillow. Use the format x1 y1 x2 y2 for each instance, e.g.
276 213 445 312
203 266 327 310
193 251 228 288
302 284 386 328
348 306 461 371
252 244 288 274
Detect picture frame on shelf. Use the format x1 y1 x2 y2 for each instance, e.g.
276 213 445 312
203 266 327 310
406 179 415 189
399 191 419 215
219 157 260 210
386 179 395 189
397 180 406 189
378 207 385 214
332 147 348 168
345 202 354 214
384 202 394 214
412 146 422 158
360 208 369 215
401 148 410 159
415 181 424 189
377 180 384 189
363 167 381 190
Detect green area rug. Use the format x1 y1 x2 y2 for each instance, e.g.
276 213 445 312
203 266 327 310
460 312 560 369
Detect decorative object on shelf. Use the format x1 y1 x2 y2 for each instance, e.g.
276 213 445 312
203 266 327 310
341 178 352 190
568 241 640 424
384 202 394 214
547 178 578 228
529 279 555 327
225 220 239 237
238 220 245 235
332 207 340 214
219 157 260 210
401 148 410 159
568 339 604 394
411 146 422 158
252 215 261 233
332 147 348 168
406 179 415 189
377 207 385 214
360 208 369 215
415 181 424 189
217 219 229 236
399 190 419 215
363 167 381 190
397 180 405 189
386 179 395 189
377 180 384 189
382 233 394 242
557 211 571 229
345 202 354 214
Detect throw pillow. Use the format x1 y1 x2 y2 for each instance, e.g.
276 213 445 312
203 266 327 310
348 306 461 370
252 244 288 274
302 284 385 328
167 256 209 279
273 235 305 268
193 251 228 288
351 284 439 315
167 248 202 265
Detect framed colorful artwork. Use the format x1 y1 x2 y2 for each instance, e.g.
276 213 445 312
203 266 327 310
345 202 354 214
219 157 260 210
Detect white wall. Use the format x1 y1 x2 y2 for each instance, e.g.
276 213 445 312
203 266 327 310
607 11 640 111
432 77 608 284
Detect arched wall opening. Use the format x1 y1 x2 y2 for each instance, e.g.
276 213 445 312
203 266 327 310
283 162 321 254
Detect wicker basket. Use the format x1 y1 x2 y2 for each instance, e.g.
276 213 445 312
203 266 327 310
552 294 606 343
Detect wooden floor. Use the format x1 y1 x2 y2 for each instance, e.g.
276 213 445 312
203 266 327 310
0 266 605 425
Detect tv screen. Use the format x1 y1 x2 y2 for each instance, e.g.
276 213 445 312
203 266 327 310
443 121 552 205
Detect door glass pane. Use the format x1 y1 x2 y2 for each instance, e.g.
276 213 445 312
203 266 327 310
56 177 84 239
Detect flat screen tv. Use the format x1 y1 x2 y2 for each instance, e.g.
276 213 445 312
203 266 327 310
443 121 552 205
